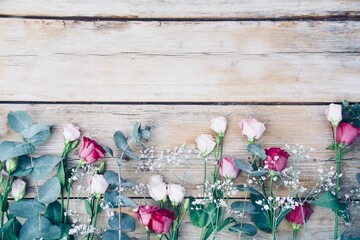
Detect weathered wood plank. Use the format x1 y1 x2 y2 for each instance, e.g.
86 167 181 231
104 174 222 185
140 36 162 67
0 104 359 198
0 19 359 102
0 0 359 18
64 199 339 239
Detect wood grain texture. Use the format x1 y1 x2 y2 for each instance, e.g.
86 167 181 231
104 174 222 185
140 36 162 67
0 104 359 198
0 19 359 102
0 0 359 18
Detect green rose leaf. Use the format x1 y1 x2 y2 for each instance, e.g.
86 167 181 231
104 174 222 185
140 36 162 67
231 201 259 214
217 217 236 232
21 123 51 146
275 207 292 228
250 193 271 233
228 223 258 236
108 213 136 232
84 199 93 218
9 200 45 218
0 141 35 162
103 230 131 240
113 131 140 160
247 144 267 160
44 201 62 225
38 177 61 204
189 197 212 228
7 111 32 133
342 100 360 128
313 191 349 221
19 216 61 240
30 155 62 180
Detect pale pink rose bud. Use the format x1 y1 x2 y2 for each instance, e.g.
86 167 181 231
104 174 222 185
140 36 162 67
63 123 81 142
219 157 240 179
195 134 216 156
325 104 342 126
11 179 26 201
210 117 227 136
168 184 185 205
89 174 109 195
147 175 167 202
239 118 266 142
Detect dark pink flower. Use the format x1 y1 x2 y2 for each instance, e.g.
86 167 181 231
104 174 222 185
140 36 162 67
79 136 106 164
334 122 360 145
148 209 176 234
286 202 314 225
264 147 290 172
135 205 159 226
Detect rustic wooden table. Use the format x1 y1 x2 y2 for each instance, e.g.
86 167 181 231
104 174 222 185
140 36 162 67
0 1 359 239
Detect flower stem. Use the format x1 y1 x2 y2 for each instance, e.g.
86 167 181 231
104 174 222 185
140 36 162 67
333 125 340 240
292 229 298 240
147 230 150 240
90 196 100 240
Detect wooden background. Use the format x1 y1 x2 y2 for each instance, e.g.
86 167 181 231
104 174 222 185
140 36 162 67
1 1 360 239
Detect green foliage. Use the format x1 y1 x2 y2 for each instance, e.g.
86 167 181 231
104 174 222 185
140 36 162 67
0 142 35 162
38 177 61 204
250 193 271 233
108 213 136 232
19 216 61 240
229 223 258 236
104 171 135 187
230 201 259 214
84 199 93 218
104 190 137 208
9 200 45 218
247 144 267 160
113 131 140 160
103 230 131 240
313 191 349 221
7 111 32 133
342 100 360 128
44 201 62 225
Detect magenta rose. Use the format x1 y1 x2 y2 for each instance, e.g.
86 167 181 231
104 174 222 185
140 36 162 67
219 157 240 179
286 202 314 225
79 136 106 164
334 122 360 145
135 205 159 226
148 209 176 234
264 147 290 172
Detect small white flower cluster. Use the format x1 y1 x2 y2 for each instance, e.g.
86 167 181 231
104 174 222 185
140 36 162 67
285 144 312 164
192 180 238 208
69 164 100 185
132 183 147 196
67 209 100 237
281 166 307 195
255 196 299 211
313 166 337 196
100 199 115 217
137 144 202 172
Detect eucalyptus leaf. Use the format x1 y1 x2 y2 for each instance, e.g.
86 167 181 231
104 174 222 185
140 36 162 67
38 177 61 204
30 155 62 180
104 171 135 187
247 144 267 160
234 160 253 173
113 131 140 160
108 213 136 232
103 146 114 158
139 126 151 140
356 173 360 185
22 123 50 146
9 200 45 218
0 141 35 162
19 216 61 240
11 155 32 177
44 201 62 225
249 169 269 177
231 201 259 214
342 100 360 128
131 122 140 141
236 185 262 196
103 230 131 240
104 191 137 208
229 223 257 236
7 111 32 133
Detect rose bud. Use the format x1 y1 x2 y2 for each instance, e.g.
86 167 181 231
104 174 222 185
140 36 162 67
63 123 81 142
135 205 159 226
264 147 290 172
239 118 266 142
286 202 314 225
148 209 176 234
11 179 26 201
148 175 167 202
334 122 360 145
325 104 342 126
89 174 109 195
168 183 185 205
5 157 18 174
210 117 227 136
219 157 240 179
195 134 216 157
79 136 106 164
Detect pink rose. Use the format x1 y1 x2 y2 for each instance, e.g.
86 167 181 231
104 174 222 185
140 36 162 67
195 134 216 156
286 202 314 225
79 136 106 164
334 122 360 145
148 209 176 234
63 123 81 142
89 174 109 195
219 157 240 179
325 104 342 126
135 205 159 226
239 118 266 142
264 147 290 172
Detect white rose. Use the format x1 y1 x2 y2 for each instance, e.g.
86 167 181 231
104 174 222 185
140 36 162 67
168 183 185 205
325 103 342 126
210 117 227 136
89 174 109 195
63 123 81 142
11 179 26 201
195 134 216 156
147 175 167 201
239 118 266 142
